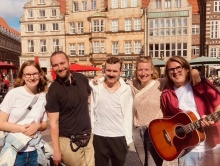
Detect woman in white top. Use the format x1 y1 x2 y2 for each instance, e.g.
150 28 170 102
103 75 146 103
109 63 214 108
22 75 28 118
0 60 48 166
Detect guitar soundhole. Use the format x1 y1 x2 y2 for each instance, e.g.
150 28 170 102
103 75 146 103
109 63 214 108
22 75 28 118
175 126 186 138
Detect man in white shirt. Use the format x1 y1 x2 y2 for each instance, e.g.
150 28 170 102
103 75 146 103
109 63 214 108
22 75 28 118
90 57 133 166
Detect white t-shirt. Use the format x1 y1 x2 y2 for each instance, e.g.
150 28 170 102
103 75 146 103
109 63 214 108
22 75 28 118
93 85 125 137
0 86 47 151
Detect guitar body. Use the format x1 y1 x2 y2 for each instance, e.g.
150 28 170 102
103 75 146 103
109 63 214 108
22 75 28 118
148 111 205 161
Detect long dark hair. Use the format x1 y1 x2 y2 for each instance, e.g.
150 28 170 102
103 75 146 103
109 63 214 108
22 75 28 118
14 60 48 93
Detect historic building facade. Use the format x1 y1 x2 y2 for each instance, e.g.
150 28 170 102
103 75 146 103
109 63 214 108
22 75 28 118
20 0 207 79
20 0 66 74
0 17 21 67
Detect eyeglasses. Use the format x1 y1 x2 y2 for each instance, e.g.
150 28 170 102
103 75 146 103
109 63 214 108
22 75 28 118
168 66 183 74
23 72 40 78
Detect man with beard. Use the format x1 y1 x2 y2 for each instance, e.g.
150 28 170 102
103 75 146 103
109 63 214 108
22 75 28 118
90 57 133 166
45 51 94 166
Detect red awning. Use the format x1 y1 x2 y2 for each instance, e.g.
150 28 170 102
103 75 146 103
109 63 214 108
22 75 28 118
70 64 102 71
0 61 17 69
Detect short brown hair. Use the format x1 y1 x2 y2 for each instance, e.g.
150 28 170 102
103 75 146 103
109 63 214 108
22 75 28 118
50 51 69 65
105 57 123 70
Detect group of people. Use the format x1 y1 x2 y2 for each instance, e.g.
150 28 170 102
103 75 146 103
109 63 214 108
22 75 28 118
0 50 219 166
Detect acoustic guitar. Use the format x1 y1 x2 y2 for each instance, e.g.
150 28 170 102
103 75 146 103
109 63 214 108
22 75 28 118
148 111 220 161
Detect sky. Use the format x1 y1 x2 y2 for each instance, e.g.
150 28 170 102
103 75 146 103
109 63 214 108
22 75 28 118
0 0 29 32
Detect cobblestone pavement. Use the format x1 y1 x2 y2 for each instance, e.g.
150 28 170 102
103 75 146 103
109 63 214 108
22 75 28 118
42 125 178 166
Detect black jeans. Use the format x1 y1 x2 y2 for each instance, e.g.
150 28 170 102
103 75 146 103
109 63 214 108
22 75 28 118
133 126 163 166
93 134 128 166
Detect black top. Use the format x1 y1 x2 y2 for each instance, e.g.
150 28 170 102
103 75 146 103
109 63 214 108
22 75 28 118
45 73 91 137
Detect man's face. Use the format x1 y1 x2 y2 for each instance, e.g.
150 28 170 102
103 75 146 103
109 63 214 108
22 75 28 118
167 61 189 88
104 63 121 85
51 53 70 79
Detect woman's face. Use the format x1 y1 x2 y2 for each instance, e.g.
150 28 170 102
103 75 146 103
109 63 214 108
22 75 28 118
136 62 153 85
22 65 40 89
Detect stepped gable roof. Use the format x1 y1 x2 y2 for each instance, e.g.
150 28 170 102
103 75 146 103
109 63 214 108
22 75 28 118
57 0 66 14
188 0 200 14
0 17 20 36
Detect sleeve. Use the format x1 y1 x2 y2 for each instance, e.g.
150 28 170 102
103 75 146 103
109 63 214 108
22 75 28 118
0 89 14 114
45 85 60 113
205 79 220 110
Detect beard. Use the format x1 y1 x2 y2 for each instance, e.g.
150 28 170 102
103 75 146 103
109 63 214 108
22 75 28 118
55 68 70 79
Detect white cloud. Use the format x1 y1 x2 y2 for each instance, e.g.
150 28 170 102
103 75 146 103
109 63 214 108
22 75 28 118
0 0 29 31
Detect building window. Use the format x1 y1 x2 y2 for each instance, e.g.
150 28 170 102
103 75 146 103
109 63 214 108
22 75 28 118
78 44 85 56
112 0 118 9
125 19 131 31
210 48 217 57
39 0 45 4
134 18 141 30
52 9 56 17
93 20 99 32
211 21 219 39
149 43 187 57
73 2 79 12
70 44 76 56
40 24 46 31
52 23 59 31
69 22 75 34
125 41 131 54
214 1 220 12
77 22 84 34
112 20 119 32
91 0 97 10
112 42 119 55
28 40 34 52
165 0 171 8
175 0 181 8
39 10 45 17
121 0 127 8
149 18 188 36
93 20 105 32
93 41 100 53
156 0 162 9
192 25 200 34
134 41 141 54
82 1 87 11
40 40 46 52
27 10 33 18
53 39 59 52
131 0 138 7
101 41 105 53
27 24 33 32
192 46 200 56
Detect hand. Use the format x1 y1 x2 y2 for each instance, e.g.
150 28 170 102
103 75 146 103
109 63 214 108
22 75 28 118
191 69 201 86
53 151 62 166
200 115 214 127
22 122 40 137
92 75 103 85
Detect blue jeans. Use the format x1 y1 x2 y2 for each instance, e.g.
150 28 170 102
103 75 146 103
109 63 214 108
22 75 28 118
179 146 220 166
14 147 44 166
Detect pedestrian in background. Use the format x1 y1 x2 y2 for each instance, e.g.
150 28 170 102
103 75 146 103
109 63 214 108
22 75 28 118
90 57 133 166
161 56 220 166
46 51 94 166
0 60 48 165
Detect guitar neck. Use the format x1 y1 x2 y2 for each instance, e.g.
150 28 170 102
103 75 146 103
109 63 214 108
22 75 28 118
184 111 220 134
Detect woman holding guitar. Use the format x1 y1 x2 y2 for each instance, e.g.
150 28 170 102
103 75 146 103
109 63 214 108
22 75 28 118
160 56 220 166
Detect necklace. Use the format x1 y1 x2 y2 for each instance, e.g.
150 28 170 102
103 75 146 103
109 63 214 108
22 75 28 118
104 82 120 93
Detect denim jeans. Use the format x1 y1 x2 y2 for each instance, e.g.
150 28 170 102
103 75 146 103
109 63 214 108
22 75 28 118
14 147 45 166
179 146 220 166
